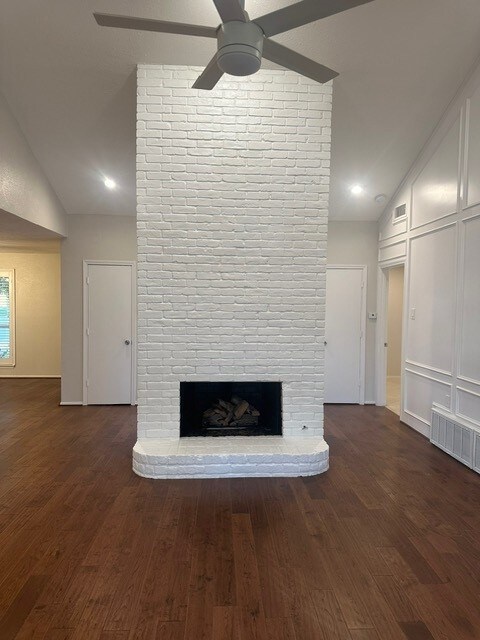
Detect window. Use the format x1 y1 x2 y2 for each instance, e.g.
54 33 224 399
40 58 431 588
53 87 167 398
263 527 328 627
0 270 15 366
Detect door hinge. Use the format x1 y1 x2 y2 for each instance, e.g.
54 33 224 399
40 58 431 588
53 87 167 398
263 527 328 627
86 328 90 336
86 379 89 388
85 276 90 285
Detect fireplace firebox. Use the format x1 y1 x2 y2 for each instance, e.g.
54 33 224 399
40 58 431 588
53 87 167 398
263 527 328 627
180 382 282 437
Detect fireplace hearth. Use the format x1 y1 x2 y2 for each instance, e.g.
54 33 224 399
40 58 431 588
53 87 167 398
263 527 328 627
180 382 282 437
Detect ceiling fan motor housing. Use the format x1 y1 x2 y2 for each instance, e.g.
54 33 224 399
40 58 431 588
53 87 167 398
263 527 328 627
216 21 264 76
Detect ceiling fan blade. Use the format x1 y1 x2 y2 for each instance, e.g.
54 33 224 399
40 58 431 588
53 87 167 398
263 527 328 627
212 0 247 23
263 39 338 85
192 56 224 90
254 0 374 37
93 13 217 38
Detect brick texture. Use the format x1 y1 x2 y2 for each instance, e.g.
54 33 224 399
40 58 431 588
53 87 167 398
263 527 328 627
136 65 332 440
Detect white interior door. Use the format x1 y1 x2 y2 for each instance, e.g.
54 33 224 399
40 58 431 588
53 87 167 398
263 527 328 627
84 262 134 405
325 266 366 404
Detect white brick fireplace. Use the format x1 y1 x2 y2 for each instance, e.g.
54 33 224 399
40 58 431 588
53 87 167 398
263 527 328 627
134 65 331 478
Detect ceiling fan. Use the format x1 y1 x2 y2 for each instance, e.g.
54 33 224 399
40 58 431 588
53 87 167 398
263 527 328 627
94 0 373 90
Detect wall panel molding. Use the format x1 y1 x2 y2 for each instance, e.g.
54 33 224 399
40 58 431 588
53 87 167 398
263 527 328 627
405 359 453 379
457 386 480 427
404 368 452 427
378 61 480 441
411 116 461 231
379 240 407 264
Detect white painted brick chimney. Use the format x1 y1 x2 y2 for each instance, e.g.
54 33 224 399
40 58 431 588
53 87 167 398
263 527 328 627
135 65 331 478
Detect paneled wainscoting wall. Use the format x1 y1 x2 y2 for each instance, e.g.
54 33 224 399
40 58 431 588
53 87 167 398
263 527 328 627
377 58 480 440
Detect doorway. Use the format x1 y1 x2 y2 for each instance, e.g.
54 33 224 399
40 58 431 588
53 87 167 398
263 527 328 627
386 266 404 415
324 265 366 404
83 261 136 405
376 262 406 415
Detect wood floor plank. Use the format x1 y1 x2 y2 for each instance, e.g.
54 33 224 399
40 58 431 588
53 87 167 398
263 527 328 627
0 382 479 640
212 606 241 640
232 513 269 639
309 589 353 640
264 617 298 640
398 621 436 640
0 575 48 640
154 621 185 640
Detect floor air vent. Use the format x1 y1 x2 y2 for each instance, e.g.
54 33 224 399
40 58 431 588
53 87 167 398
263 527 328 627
431 406 480 473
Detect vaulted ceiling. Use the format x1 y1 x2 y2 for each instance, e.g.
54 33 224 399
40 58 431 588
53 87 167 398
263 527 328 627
1 0 480 221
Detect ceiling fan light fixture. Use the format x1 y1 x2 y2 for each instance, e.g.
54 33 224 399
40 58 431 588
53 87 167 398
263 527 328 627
217 46 262 76
216 21 263 77
94 0 375 90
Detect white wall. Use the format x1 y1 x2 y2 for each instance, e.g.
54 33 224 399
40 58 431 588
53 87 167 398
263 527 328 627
61 214 136 403
387 266 404 377
379 58 480 436
327 221 378 403
137 65 332 440
0 91 67 236
0 241 61 377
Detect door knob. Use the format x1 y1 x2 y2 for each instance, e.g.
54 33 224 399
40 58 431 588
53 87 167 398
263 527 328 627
125 339 131 345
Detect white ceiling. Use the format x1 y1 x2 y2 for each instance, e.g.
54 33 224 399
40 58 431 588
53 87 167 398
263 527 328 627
1 0 480 221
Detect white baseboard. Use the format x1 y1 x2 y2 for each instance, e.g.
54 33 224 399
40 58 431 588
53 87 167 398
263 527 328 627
401 410 430 438
0 375 61 379
59 401 83 406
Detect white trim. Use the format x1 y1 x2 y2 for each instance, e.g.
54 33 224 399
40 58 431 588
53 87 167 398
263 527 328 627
378 239 407 264
59 401 83 406
463 94 480 211
409 114 461 233
408 218 458 240
0 375 60 379
404 366 452 388
456 386 480 427
326 265 367 405
83 260 137 406
403 367 452 434
456 215 480 388
461 100 470 209
408 222 459 383
379 226 408 243
404 360 452 378
461 209 480 223
457 375 480 388
400 410 430 438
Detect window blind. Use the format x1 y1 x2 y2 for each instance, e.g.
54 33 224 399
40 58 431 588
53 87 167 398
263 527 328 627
0 274 12 361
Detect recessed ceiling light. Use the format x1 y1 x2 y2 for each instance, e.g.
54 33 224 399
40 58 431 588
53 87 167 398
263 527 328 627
104 177 116 190
374 193 387 204
350 184 364 196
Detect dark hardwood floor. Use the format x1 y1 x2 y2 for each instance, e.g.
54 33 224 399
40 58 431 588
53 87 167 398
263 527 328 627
0 379 479 639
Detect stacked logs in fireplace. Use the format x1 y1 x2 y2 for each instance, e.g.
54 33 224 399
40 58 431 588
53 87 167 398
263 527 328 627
202 395 260 430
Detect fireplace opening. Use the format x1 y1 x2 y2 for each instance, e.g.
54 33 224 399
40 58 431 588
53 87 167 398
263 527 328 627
180 382 282 437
